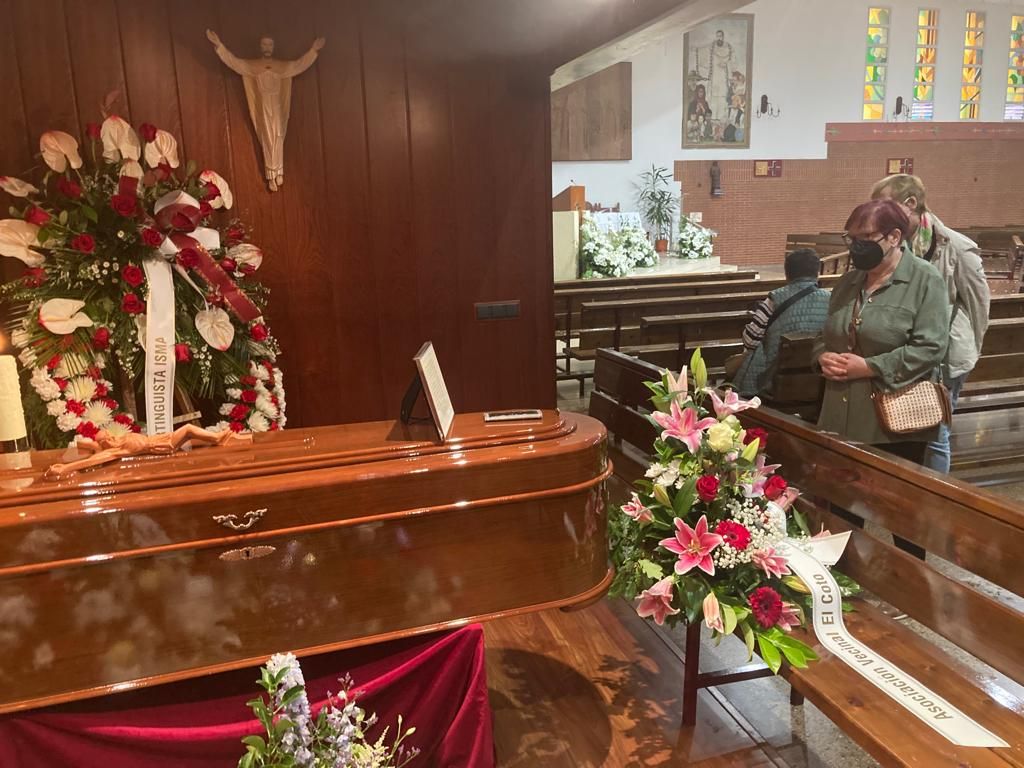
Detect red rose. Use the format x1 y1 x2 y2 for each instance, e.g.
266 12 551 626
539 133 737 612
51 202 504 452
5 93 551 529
23 267 47 287
764 474 788 501
25 207 50 226
139 123 158 142
66 399 86 416
57 177 82 199
250 323 268 342
229 421 245 433
226 225 245 244
240 375 257 387
199 200 212 216
91 327 110 351
111 194 137 217
70 234 95 253
95 382 109 397
46 354 61 371
230 404 250 421
113 413 134 426
714 520 752 551
76 421 99 439
174 343 192 362
743 427 769 449
219 258 237 272
85 122 101 140
241 389 257 404
203 181 220 199
749 586 783 628
696 475 720 503
121 292 145 314
177 248 200 269
141 228 164 247
121 264 144 287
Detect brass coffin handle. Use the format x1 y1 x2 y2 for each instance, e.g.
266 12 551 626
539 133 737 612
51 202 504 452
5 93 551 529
219 545 276 562
212 508 267 531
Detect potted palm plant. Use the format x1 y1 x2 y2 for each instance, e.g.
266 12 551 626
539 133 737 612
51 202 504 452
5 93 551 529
636 165 679 253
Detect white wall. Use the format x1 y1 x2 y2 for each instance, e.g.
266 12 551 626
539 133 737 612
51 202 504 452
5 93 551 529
552 0 1024 209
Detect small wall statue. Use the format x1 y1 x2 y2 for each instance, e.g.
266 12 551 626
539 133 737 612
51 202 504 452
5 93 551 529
206 30 326 192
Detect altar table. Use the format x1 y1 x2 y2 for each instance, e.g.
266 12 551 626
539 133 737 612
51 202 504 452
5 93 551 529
0 625 494 768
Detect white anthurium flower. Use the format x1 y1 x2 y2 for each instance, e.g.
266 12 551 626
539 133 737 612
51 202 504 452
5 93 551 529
227 243 263 271
100 116 141 163
120 160 144 180
38 298 94 335
198 169 233 209
144 129 180 169
195 306 234 351
0 219 45 266
0 176 39 197
39 131 83 173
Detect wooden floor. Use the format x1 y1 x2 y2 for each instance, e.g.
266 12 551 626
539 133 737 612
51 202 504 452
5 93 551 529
485 600 835 768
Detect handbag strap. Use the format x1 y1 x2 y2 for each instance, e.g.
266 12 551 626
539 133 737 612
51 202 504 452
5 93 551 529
764 285 818 333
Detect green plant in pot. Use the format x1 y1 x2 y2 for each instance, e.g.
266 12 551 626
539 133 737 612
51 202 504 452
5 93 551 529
636 165 679 253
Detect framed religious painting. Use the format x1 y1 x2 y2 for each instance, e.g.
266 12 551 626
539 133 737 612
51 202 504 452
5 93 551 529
682 14 754 149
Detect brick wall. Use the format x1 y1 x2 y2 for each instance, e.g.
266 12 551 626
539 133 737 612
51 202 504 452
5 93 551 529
676 138 1024 267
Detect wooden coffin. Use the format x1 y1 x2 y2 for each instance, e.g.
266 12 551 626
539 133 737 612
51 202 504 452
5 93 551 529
0 410 609 714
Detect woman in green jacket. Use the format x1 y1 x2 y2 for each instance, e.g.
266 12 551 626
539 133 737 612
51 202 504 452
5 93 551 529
814 199 950 557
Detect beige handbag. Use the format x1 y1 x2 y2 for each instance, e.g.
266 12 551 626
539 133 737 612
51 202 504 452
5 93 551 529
871 379 952 435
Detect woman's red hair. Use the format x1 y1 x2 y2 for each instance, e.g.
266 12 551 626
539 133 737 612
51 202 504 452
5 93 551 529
844 199 910 237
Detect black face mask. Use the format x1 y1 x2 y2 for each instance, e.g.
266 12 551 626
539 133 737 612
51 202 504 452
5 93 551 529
849 238 887 271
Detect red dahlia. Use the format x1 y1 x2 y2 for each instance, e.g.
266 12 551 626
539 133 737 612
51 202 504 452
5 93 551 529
714 520 752 551
749 586 783 628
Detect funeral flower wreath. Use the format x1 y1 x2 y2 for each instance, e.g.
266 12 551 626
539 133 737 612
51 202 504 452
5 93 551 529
0 117 285 448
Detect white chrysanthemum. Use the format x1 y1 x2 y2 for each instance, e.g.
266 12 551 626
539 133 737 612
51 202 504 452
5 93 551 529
55 352 90 379
645 459 682 487
226 387 242 400
56 412 82 432
103 421 130 437
218 403 235 416
255 394 278 419
254 380 269 396
207 421 230 433
83 401 113 427
251 363 270 381
30 368 61 401
46 400 66 417
247 411 270 432
66 376 97 403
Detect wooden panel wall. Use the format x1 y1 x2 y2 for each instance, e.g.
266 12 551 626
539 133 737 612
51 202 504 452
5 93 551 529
552 62 632 161
0 0 559 426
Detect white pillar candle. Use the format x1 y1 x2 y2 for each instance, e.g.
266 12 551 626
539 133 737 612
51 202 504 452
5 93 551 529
0 355 28 442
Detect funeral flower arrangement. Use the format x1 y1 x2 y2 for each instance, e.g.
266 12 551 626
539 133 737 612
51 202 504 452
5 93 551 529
609 350 856 672
240 653 418 768
675 215 715 260
0 117 285 448
579 213 657 278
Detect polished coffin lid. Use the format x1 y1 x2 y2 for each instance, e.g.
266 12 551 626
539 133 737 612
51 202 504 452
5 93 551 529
0 410 610 713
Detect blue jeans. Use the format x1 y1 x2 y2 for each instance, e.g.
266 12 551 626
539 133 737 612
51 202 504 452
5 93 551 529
923 372 966 474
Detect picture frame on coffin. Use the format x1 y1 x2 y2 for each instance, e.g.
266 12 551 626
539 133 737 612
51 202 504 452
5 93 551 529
400 342 455 442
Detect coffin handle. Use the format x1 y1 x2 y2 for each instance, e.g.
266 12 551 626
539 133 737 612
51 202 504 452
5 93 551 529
212 508 267 531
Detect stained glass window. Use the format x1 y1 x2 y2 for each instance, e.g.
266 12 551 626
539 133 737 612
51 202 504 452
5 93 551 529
1006 16 1024 119
912 9 939 120
960 11 984 119
864 8 890 120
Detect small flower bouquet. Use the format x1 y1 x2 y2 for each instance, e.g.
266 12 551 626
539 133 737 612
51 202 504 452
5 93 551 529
675 216 715 260
239 653 419 768
579 213 658 278
609 350 857 672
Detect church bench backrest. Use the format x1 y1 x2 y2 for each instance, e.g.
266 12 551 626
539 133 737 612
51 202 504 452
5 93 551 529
554 270 759 291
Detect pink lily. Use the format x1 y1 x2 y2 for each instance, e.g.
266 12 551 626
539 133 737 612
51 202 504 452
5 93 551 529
708 388 761 418
621 493 653 523
636 576 680 625
741 454 782 498
651 400 717 454
703 591 724 632
665 365 688 401
659 514 723 576
777 602 802 632
752 547 791 579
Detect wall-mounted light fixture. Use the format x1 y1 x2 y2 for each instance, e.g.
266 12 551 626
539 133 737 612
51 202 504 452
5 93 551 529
756 94 781 118
710 161 724 197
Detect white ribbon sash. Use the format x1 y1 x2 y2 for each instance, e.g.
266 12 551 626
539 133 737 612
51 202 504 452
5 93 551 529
781 536 1008 748
142 258 176 435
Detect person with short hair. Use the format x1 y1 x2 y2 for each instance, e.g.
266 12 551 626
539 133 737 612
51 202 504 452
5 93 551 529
871 173 990 474
733 248 829 398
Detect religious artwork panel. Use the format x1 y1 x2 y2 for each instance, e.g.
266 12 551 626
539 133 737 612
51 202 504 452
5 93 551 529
682 14 753 149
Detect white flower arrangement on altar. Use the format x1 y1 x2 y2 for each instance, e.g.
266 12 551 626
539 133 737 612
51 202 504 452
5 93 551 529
580 213 659 278
239 653 418 768
676 215 716 260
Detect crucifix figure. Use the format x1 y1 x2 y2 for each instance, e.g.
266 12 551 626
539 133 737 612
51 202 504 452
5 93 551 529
206 30 326 191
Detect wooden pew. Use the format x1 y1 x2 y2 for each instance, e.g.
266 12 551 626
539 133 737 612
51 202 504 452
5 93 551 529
589 348 1024 766
555 269 759 291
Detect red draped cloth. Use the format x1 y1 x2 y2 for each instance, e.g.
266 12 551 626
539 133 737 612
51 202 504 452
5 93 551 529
0 626 494 768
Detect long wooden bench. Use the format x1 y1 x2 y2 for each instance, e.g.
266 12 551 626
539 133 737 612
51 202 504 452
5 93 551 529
590 348 1024 767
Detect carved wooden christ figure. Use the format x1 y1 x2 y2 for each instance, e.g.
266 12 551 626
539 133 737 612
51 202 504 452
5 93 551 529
206 30 326 191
